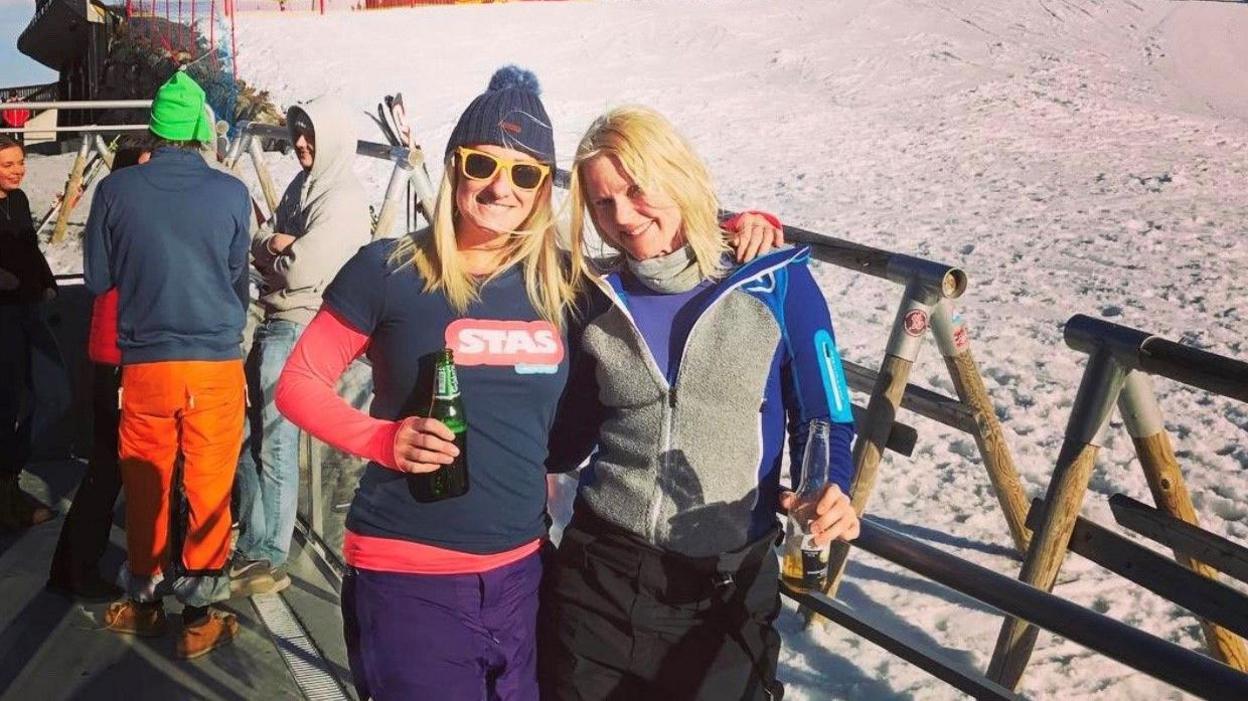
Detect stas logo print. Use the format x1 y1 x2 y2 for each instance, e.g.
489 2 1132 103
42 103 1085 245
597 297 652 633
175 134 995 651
445 319 565 374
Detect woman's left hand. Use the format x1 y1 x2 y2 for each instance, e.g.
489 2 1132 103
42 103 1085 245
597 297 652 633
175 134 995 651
727 212 785 262
778 484 860 547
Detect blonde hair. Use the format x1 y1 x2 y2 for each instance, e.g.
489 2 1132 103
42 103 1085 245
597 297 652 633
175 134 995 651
568 105 729 280
389 156 583 329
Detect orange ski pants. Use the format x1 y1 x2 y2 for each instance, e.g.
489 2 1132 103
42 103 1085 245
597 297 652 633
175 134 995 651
119 360 245 578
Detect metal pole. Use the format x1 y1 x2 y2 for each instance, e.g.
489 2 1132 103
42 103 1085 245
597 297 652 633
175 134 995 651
0 124 151 135
0 100 152 110
931 300 1031 554
1065 314 1248 403
987 348 1128 690
817 279 938 614
248 136 281 218
51 137 92 244
373 161 412 239
406 147 438 227
92 134 115 170
1118 371 1248 670
306 431 324 537
224 132 249 172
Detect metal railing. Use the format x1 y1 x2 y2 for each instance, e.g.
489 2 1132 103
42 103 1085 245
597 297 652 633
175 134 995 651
988 316 1248 687
785 518 1248 701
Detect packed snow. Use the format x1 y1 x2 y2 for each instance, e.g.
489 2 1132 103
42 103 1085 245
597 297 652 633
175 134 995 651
23 0 1248 698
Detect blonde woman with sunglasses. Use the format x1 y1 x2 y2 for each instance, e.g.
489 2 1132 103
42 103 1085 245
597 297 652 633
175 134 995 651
270 66 568 700
540 105 861 700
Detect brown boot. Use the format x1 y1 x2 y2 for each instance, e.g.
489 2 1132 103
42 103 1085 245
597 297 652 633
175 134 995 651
177 609 239 660
0 475 54 531
103 599 169 637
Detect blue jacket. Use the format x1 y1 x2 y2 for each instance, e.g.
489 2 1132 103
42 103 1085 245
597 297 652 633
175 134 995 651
548 246 856 557
83 147 251 363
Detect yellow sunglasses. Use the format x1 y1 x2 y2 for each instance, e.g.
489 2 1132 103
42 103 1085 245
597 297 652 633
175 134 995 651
455 146 551 191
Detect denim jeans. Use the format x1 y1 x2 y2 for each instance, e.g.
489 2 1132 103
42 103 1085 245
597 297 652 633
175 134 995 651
235 318 305 567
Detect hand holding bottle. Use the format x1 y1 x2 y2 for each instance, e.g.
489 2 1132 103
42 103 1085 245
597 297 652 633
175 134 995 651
392 416 460 474
781 419 858 590
778 483 860 548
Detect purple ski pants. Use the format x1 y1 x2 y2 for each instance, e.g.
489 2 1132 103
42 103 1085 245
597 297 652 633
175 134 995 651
342 550 542 701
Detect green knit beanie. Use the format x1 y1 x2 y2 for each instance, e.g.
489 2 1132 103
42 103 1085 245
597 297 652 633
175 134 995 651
149 71 213 143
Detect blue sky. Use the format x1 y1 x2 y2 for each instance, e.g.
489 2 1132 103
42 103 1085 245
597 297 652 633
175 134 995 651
2 1 58 88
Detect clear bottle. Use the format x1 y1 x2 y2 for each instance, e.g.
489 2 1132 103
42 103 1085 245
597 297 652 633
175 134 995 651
407 348 469 502
781 418 832 591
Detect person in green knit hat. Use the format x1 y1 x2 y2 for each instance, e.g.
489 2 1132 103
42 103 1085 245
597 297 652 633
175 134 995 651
84 69 253 659
148 69 216 144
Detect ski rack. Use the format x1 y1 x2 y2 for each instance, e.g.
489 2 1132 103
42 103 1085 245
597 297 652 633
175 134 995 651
2 97 220 244
225 120 437 239
987 315 1248 689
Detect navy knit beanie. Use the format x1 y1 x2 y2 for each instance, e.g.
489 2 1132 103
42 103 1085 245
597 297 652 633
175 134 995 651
445 66 555 164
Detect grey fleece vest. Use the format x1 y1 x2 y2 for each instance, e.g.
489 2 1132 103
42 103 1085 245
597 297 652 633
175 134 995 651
578 283 783 558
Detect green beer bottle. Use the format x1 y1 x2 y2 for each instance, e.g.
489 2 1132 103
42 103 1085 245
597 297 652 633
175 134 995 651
407 348 469 502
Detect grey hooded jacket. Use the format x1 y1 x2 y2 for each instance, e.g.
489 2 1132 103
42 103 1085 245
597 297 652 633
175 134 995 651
548 247 857 558
251 98 371 326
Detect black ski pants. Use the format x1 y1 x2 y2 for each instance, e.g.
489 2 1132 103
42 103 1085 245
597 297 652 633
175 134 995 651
49 364 123 584
539 508 784 701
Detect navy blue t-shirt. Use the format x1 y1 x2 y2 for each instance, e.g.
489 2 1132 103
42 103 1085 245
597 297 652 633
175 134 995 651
324 238 570 554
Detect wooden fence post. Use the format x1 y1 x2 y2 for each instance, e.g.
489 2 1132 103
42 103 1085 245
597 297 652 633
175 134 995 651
986 349 1127 689
50 137 91 244
931 301 1031 554
1118 371 1248 671
814 280 936 619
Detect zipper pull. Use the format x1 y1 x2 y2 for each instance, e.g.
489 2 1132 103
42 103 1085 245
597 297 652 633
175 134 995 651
668 389 677 408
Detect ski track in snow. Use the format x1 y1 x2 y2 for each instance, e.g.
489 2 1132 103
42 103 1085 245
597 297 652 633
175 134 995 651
26 1 1248 698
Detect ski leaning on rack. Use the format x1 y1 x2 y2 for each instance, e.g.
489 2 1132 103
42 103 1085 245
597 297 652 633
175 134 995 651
375 93 423 230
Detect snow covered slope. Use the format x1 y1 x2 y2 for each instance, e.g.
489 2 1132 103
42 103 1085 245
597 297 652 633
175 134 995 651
27 0 1246 698
234 2 1247 699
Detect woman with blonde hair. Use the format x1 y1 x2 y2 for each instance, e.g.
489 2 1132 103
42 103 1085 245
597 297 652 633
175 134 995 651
540 105 862 700
273 66 572 700
274 70 780 699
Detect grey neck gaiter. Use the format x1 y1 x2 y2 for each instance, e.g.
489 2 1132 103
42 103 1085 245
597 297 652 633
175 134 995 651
625 245 704 294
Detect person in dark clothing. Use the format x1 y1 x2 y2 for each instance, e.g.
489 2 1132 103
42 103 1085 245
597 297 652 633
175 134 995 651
0 134 58 531
47 136 153 601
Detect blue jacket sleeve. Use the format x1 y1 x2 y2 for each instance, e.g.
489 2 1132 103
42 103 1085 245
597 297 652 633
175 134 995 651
779 254 856 493
82 181 113 295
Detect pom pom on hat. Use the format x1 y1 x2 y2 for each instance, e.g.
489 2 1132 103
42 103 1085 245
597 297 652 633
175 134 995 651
445 65 555 164
488 65 542 96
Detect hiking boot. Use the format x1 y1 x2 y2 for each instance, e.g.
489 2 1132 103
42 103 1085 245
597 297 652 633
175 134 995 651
229 559 291 598
177 609 238 659
0 476 55 532
103 599 169 637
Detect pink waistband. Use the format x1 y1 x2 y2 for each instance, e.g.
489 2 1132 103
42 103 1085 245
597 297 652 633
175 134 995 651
343 530 542 575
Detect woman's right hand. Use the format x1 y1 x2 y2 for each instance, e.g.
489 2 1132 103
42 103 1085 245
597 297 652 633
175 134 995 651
392 416 461 474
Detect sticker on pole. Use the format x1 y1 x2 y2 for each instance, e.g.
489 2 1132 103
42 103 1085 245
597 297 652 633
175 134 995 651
903 309 929 337
951 312 971 351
